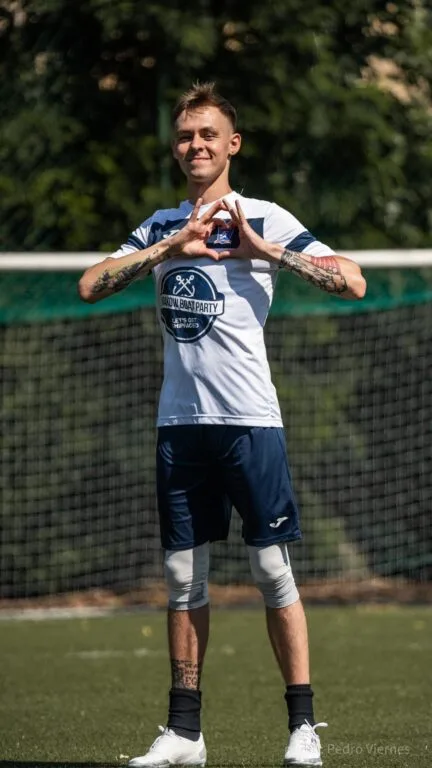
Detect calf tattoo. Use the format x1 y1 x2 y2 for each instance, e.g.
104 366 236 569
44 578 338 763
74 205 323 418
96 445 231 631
171 659 202 689
91 249 162 296
279 249 348 294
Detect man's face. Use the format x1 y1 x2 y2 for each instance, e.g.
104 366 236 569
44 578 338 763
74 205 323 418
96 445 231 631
172 105 241 183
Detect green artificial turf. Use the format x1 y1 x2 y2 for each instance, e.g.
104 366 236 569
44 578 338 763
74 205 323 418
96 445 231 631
0 607 430 768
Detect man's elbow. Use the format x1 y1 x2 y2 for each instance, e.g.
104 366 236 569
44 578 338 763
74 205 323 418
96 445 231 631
350 272 367 300
335 257 366 300
78 274 98 303
78 259 112 303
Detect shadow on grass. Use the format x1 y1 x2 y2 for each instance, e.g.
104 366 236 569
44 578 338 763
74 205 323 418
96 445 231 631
0 764 281 768
0 763 121 768
0 764 282 768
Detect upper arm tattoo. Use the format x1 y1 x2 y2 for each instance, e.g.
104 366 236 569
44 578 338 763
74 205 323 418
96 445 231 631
279 249 348 294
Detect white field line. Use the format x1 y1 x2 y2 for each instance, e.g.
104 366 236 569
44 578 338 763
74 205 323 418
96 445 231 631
67 648 166 659
0 606 151 621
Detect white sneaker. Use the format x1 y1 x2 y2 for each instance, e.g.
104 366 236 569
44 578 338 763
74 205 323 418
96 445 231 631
284 720 328 766
128 726 207 767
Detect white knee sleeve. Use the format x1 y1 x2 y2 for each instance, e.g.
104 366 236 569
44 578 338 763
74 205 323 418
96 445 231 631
248 543 299 608
164 543 210 611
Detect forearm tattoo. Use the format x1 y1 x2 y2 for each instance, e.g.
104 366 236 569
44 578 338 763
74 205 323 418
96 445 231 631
279 249 348 294
91 249 162 296
171 659 202 689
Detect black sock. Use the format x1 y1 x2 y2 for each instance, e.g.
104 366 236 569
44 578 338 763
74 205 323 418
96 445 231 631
167 688 201 741
285 684 315 733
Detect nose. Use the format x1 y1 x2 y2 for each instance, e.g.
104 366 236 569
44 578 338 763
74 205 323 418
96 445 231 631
189 134 205 152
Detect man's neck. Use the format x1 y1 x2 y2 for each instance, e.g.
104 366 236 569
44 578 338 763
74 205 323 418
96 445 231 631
187 177 233 205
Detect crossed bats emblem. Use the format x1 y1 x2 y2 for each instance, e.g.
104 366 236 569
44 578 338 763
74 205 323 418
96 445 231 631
172 274 196 297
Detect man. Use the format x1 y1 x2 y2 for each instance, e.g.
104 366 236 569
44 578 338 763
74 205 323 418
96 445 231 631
79 82 366 767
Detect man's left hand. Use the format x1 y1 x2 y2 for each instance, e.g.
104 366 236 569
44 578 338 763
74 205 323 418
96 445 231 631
221 198 281 265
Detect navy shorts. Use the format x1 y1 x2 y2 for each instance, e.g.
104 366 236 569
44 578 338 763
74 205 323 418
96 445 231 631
156 425 302 550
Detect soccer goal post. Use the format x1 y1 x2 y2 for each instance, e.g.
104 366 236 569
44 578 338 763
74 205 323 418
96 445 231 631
1 252 431 603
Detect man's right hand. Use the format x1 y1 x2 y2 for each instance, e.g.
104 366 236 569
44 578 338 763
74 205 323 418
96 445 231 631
166 197 231 260
78 197 229 304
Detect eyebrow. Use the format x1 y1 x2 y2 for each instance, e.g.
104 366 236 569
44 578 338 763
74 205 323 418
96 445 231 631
175 126 219 135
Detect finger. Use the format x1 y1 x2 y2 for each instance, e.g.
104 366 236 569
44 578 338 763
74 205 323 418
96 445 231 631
200 199 224 224
222 198 240 225
216 249 244 259
202 248 222 261
215 250 234 258
235 199 248 225
209 217 231 231
190 197 203 222
220 199 233 212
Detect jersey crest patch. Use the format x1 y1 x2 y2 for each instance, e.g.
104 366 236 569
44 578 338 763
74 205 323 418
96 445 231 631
160 267 225 343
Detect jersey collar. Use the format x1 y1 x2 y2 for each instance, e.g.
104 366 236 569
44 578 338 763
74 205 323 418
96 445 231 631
181 190 240 212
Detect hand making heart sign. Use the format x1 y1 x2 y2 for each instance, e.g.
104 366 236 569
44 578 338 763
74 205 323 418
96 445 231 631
220 197 281 266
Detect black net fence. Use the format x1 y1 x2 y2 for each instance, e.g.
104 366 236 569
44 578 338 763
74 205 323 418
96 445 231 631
1 268 431 600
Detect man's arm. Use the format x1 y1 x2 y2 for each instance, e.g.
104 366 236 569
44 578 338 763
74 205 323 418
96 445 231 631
78 243 171 304
275 247 365 300
78 198 228 304
221 198 366 300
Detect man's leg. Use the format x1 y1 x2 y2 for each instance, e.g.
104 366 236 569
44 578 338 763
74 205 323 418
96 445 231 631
128 545 209 767
220 424 326 764
128 427 221 766
167 603 209 739
168 604 209 690
266 598 324 749
165 545 210 741
248 544 322 737
248 543 327 766
265 598 310 685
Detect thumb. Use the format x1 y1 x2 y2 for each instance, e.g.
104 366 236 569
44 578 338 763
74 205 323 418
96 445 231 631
216 249 242 259
203 248 223 261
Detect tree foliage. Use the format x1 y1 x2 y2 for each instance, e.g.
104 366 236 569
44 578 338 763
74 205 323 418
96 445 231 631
1 1 432 596
0 0 431 251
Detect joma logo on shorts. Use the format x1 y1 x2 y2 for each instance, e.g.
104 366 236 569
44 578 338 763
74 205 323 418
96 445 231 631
269 516 289 529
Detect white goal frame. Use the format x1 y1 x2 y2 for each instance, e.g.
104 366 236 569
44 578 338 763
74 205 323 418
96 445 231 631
1 250 432 270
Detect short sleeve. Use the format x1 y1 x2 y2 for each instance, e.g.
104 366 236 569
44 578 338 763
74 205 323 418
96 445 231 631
265 203 335 259
110 215 154 259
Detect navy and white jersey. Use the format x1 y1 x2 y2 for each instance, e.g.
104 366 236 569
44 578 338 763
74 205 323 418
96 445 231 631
111 191 335 427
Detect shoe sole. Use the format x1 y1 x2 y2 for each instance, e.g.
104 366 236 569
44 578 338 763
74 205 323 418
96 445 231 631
284 760 322 767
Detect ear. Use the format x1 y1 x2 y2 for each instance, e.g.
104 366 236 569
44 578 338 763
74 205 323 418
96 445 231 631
228 132 242 158
171 138 179 160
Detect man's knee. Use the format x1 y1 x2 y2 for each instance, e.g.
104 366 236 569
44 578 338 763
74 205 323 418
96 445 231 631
248 543 299 608
164 543 210 611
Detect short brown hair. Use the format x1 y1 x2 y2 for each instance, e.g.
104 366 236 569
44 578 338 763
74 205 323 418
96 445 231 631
172 82 237 130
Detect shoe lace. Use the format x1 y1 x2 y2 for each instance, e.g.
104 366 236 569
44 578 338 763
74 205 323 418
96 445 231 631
149 726 175 752
298 721 328 752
